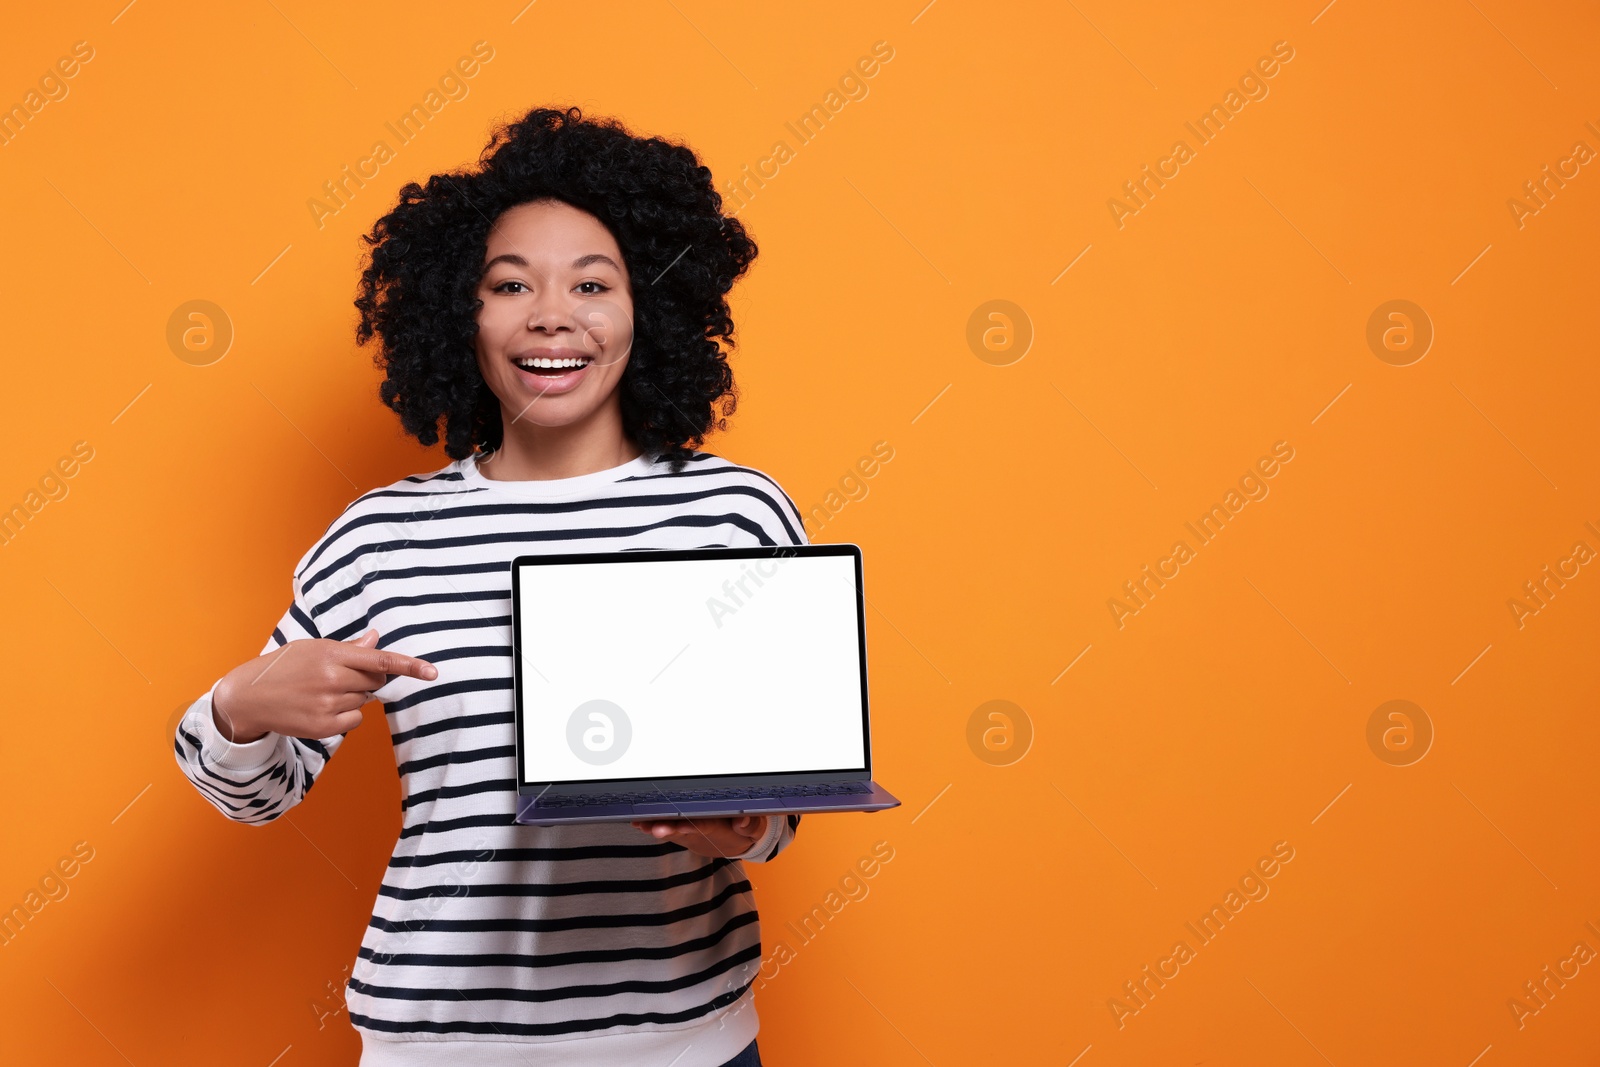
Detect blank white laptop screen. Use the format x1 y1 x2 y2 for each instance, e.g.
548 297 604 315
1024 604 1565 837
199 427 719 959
516 552 867 783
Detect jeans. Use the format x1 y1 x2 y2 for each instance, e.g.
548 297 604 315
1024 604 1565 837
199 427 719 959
717 1038 762 1067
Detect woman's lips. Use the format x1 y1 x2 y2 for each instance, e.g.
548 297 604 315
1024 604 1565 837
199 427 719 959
511 359 592 395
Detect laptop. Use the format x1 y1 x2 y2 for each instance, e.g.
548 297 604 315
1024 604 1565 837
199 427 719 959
511 543 900 825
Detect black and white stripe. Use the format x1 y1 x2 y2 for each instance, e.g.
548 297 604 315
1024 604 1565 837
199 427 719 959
173 450 807 1064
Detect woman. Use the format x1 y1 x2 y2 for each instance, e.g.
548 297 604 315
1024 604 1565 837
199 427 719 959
172 105 805 1067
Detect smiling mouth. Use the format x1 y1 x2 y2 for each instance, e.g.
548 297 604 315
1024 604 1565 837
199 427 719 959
513 354 594 376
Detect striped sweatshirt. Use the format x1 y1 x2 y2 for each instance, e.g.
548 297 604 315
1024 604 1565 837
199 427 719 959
172 449 809 1066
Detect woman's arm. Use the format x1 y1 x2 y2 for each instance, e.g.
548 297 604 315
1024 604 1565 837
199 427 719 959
174 676 345 825
173 594 435 826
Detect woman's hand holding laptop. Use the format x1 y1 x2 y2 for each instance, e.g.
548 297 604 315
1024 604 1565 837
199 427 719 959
632 815 770 858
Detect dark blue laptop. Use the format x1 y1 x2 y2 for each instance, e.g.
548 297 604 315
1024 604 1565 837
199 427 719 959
511 543 900 825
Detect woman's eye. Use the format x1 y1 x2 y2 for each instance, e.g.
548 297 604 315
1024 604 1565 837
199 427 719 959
576 281 609 294
493 280 528 294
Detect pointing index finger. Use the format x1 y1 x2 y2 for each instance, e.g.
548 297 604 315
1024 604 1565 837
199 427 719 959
341 641 438 681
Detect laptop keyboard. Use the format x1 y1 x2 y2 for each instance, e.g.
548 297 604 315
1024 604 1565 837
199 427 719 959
533 781 871 808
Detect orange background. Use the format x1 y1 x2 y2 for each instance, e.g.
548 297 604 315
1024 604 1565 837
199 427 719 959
2 2 1598 1063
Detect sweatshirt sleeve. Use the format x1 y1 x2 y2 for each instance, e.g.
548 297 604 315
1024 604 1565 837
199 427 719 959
733 812 801 864
172 559 352 826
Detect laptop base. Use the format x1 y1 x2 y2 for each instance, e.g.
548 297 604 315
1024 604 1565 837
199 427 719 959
515 780 900 826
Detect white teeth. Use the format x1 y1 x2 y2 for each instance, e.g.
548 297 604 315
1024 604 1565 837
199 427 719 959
516 357 589 370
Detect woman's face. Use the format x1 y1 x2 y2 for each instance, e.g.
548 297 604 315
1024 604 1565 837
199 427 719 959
474 198 635 434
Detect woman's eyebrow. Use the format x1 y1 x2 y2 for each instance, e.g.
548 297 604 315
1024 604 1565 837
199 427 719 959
482 252 623 272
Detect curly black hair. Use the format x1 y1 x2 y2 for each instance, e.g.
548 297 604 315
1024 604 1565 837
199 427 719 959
353 105 758 472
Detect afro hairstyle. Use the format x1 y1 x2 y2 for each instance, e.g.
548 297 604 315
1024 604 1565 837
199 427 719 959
353 105 758 472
